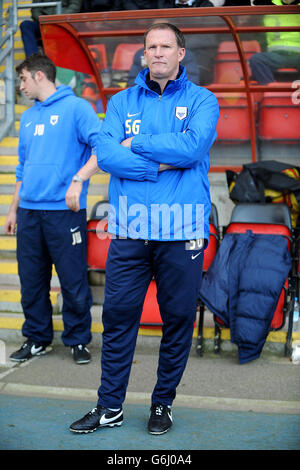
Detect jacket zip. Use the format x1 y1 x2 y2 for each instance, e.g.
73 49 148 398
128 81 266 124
144 92 162 244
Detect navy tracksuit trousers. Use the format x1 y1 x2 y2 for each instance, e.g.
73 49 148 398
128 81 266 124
16 208 92 347
249 51 300 84
97 237 204 409
20 20 41 57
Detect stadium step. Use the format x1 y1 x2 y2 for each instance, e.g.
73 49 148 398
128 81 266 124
0 285 61 313
3 0 30 65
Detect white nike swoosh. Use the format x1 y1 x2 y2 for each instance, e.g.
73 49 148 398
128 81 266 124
168 411 173 422
70 226 80 233
25 121 32 127
191 252 201 260
127 112 141 117
99 410 123 425
31 345 43 355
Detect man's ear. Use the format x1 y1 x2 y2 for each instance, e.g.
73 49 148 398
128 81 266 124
35 70 44 82
178 48 186 63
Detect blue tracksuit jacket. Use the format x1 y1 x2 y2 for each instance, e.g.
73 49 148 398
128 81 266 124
96 66 219 241
16 85 101 210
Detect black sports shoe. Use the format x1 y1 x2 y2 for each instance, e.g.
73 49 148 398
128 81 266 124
69 406 123 433
10 340 47 362
148 404 173 435
71 344 91 364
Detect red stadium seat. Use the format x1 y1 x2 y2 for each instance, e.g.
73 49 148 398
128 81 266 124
217 40 261 56
258 85 300 143
87 218 111 271
88 44 108 71
87 201 111 271
274 67 299 82
214 40 261 83
111 43 144 87
112 43 143 71
140 279 162 327
215 92 252 142
277 67 297 74
196 203 220 356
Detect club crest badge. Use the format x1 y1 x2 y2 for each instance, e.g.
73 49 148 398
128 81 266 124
50 115 59 126
175 107 188 120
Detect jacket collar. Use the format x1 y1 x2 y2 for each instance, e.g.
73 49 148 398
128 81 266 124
135 65 188 95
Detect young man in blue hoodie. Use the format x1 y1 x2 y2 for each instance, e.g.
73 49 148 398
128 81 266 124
69 23 219 435
5 54 101 364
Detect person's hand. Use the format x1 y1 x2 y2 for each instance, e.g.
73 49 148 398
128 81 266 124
65 181 82 212
121 137 133 148
159 164 177 172
4 210 17 235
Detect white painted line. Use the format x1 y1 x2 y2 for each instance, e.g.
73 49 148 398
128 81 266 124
0 382 299 415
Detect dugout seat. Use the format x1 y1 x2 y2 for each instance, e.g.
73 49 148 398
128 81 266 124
111 43 144 87
215 92 252 143
139 279 162 327
87 200 111 272
274 67 300 82
213 203 295 357
214 40 261 83
257 83 300 160
258 84 300 143
89 44 108 71
196 203 220 356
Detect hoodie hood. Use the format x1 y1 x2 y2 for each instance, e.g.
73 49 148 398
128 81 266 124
35 84 75 108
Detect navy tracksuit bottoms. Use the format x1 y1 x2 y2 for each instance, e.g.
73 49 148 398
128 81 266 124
97 237 204 408
16 208 92 347
20 20 41 57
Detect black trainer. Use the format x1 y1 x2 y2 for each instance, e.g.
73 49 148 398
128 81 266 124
71 344 91 364
69 406 123 433
148 404 173 435
10 340 47 362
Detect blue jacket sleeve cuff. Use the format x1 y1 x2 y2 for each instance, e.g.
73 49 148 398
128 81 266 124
132 135 150 157
132 136 158 181
15 167 23 182
147 159 159 182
